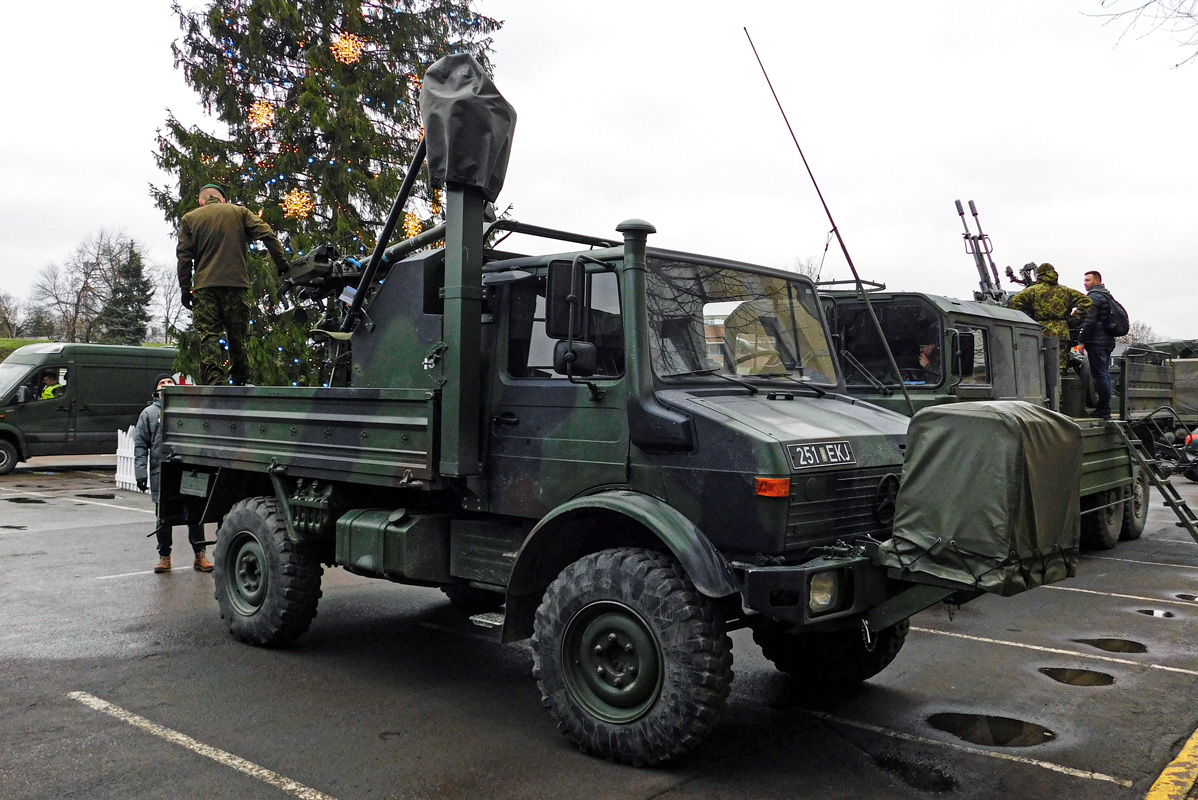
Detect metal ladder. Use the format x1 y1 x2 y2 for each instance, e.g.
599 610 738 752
1110 421 1198 544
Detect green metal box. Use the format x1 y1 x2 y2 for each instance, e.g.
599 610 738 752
335 509 452 582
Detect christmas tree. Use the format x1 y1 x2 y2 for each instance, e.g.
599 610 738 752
95 242 155 345
152 0 500 385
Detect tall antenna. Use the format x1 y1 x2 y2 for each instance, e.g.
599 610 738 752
744 28 913 415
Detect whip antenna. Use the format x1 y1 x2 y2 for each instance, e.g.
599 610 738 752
744 28 913 415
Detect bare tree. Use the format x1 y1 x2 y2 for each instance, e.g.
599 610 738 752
32 229 139 342
151 263 187 343
0 291 21 338
791 255 828 282
1119 319 1158 344
1095 1 1198 66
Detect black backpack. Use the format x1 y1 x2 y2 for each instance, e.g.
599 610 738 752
1103 291 1130 337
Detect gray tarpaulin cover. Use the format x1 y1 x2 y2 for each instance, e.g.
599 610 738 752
875 401 1082 596
1174 359 1198 417
420 54 516 202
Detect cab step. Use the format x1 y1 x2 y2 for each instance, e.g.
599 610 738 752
469 612 505 629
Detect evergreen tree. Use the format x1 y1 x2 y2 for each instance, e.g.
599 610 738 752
96 243 155 345
152 0 500 385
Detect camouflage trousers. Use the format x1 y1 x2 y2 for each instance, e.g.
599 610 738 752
193 287 251 385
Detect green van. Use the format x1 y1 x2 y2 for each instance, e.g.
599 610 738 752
0 343 177 475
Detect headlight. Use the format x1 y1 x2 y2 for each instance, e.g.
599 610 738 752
808 571 840 614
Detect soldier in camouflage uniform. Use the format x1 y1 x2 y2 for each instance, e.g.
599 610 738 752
1008 263 1091 369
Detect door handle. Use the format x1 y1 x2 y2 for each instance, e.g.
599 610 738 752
491 412 519 427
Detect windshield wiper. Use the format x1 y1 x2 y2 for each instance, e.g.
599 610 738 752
662 367 759 395
750 373 827 396
841 349 892 395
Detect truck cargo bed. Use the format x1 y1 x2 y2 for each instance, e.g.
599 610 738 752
162 386 437 487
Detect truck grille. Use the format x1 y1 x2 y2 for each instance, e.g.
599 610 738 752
785 466 899 549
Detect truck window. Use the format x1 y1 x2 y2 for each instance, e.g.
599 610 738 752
646 258 836 384
957 325 991 386
507 271 624 379
836 300 940 387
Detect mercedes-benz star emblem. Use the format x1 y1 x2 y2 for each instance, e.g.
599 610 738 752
873 473 901 526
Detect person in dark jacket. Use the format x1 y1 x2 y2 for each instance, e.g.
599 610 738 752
176 183 290 385
134 374 212 573
1076 270 1117 419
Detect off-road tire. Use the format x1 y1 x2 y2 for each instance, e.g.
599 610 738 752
441 584 505 613
1081 488 1124 550
531 548 733 766
1120 467 1150 540
752 618 909 690
213 496 322 646
0 439 18 476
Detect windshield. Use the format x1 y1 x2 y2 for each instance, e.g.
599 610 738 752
646 257 837 384
0 362 33 400
833 299 942 388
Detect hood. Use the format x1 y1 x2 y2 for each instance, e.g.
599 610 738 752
680 391 908 470
1036 263 1059 286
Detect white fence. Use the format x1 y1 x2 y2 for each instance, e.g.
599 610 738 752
115 426 139 492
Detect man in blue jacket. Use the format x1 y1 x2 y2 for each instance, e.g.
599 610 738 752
1076 270 1116 420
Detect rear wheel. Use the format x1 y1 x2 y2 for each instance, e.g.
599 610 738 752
752 619 909 690
1120 468 1150 540
0 440 18 476
532 548 733 766
213 496 322 646
1081 489 1124 550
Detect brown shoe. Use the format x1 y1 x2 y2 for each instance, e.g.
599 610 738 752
154 556 172 573
193 550 214 572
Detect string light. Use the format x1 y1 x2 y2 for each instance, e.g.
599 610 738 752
402 212 422 238
330 33 365 65
281 187 315 219
248 100 276 130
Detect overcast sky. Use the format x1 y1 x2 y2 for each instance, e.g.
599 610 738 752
2 1 1194 336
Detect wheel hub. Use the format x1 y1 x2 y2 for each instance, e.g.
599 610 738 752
226 532 267 615
562 601 662 723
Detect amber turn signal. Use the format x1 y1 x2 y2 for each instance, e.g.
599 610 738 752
754 477 791 497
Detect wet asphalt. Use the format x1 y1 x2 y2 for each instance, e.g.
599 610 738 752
1 456 1196 800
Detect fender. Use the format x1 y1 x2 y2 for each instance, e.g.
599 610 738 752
502 490 739 642
0 424 27 460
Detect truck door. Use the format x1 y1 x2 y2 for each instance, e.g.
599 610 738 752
11 363 78 456
487 270 630 518
72 356 154 451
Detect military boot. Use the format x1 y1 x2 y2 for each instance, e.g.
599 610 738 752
193 550 214 572
154 555 172 573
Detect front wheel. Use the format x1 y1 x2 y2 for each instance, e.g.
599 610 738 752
0 439 18 476
531 548 733 766
213 496 322 646
1120 467 1150 540
752 618 909 690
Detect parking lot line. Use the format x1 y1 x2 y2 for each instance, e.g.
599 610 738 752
1146 722 1198 800
67 691 339 800
1043 585 1198 608
910 627 1198 677
804 709 1133 788
0 486 153 515
1085 555 1198 570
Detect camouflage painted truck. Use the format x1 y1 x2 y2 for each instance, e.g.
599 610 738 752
156 56 1083 765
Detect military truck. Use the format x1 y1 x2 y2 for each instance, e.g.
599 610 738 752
155 56 1082 765
0 343 177 475
819 201 1156 550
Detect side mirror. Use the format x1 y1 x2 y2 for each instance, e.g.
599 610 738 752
545 260 586 340
553 340 598 377
15 386 31 405
952 331 976 377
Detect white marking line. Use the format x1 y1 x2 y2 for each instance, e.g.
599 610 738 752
911 627 1198 676
0 486 153 515
1085 555 1198 570
96 568 208 580
1042 584 1198 608
804 709 1133 788
67 692 338 800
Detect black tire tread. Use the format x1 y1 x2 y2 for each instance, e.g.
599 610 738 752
0 439 18 476
1120 468 1150 541
531 548 732 767
213 496 322 646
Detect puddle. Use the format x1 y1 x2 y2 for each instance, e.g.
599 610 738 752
1 525 28 530
1178 594 1197 602
76 493 116 500
874 752 959 793
1074 637 1147 654
1136 609 1175 618
927 713 1055 747
5 497 45 504
1038 667 1115 687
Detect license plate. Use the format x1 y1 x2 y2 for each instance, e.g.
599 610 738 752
787 441 856 470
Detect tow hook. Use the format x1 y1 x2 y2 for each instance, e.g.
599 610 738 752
860 619 876 652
